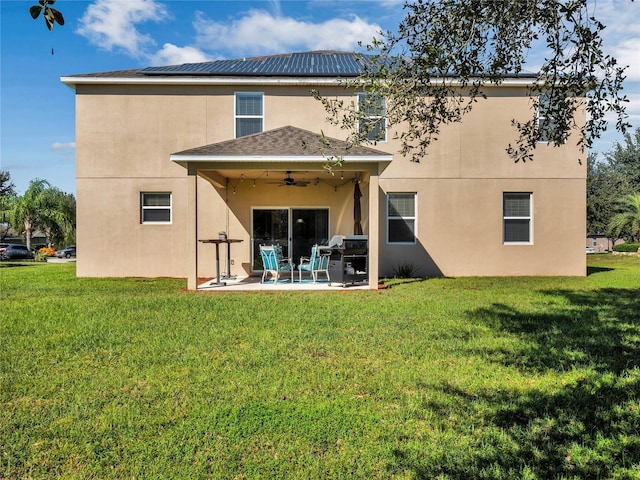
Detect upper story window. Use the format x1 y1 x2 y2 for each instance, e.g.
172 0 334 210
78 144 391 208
235 92 263 138
358 92 387 142
141 192 171 224
387 193 416 244
537 93 567 144
503 192 532 244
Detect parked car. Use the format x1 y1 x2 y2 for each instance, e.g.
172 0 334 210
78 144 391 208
0 244 34 260
586 246 596 254
55 245 76 258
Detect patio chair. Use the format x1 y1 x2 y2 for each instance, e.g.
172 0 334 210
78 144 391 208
298 245 331 284
259 244 294 283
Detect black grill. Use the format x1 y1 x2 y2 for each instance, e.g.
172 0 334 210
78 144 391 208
326 235 368 286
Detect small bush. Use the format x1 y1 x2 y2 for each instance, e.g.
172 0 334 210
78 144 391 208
613 243 640 253
393 262 419 278
38 247 57 257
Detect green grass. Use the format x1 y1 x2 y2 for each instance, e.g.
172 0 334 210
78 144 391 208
2 255 640 479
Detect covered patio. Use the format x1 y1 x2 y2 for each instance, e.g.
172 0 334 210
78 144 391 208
170 126 392 290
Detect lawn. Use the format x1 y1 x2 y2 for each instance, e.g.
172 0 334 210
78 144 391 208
1 255 639 479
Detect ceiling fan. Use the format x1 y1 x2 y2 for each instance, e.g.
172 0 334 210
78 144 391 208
267 171 310 187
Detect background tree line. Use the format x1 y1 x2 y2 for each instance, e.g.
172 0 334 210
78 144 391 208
587 127 640 245
0 171 75 250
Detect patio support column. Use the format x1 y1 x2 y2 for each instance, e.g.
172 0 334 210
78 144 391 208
368 171 380 289
186 166 198 290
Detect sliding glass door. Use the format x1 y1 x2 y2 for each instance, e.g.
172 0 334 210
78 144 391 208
252 208 329 270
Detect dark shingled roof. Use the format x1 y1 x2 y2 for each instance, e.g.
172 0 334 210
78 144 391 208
171 126 390 158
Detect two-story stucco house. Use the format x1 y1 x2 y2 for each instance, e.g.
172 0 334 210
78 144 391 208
61 51 586 290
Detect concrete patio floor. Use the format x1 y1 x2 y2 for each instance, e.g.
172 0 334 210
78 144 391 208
197 275 370 291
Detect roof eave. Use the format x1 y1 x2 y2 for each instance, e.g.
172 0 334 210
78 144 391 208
170 154 393 163
60 75 540 89
60 76 357 89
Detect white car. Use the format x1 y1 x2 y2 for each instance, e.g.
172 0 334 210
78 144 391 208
586 246 596 254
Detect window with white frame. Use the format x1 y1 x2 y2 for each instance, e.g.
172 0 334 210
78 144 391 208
358 92 387 142
503 192 532 243
141 192 171 224
387 193 416 244
537 93 567 143
537 94 553 142
235 92 263 138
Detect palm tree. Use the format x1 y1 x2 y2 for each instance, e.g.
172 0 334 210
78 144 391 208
7 179 75 250
8 179 50 250
39 189 75 247
608 193 640 243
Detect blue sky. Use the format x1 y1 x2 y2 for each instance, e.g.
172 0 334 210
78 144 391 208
1 0 639 196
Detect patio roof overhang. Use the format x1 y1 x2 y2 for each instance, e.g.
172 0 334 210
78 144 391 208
170 126 393 183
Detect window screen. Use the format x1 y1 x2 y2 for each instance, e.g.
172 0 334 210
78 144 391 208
141 192 171 224
387 193 416 243
503 193 531 243
358 93 387 142
236 92 263 137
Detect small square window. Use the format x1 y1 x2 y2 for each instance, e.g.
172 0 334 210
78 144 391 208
141 192 171 224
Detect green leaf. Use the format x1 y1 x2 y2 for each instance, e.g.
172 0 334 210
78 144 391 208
29 5 42 19
51 8 64 26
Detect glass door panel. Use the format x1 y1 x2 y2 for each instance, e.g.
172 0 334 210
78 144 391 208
252 208 328 270
252 209 288 270
291 209 329 266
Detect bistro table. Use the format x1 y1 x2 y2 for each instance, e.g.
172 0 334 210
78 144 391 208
199 238 243 286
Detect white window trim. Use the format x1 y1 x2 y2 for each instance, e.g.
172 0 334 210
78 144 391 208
387 192 417 245
141 192 172 225
235 91 264 138
357 92 387 143
503 192 532 245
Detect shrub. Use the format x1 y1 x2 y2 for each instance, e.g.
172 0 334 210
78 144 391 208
392 262 419 278
34 252 48 262
613 243 640 252
38 246 57 257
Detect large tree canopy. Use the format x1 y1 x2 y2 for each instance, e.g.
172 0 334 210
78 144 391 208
316 0 630 164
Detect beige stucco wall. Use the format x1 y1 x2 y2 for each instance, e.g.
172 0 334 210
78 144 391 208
73 81 586 280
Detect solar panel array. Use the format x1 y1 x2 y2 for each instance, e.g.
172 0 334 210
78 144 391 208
142 51 374 77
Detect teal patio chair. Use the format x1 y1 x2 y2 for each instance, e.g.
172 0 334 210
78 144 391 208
298 245 331 284
259 244 294 283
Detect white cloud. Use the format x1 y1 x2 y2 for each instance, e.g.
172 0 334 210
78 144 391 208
590 0 640 81
193 10 382 57
50 142 76 152
623 92 640 125
148 44 211 66
77 0 170 58
613 39 640 82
